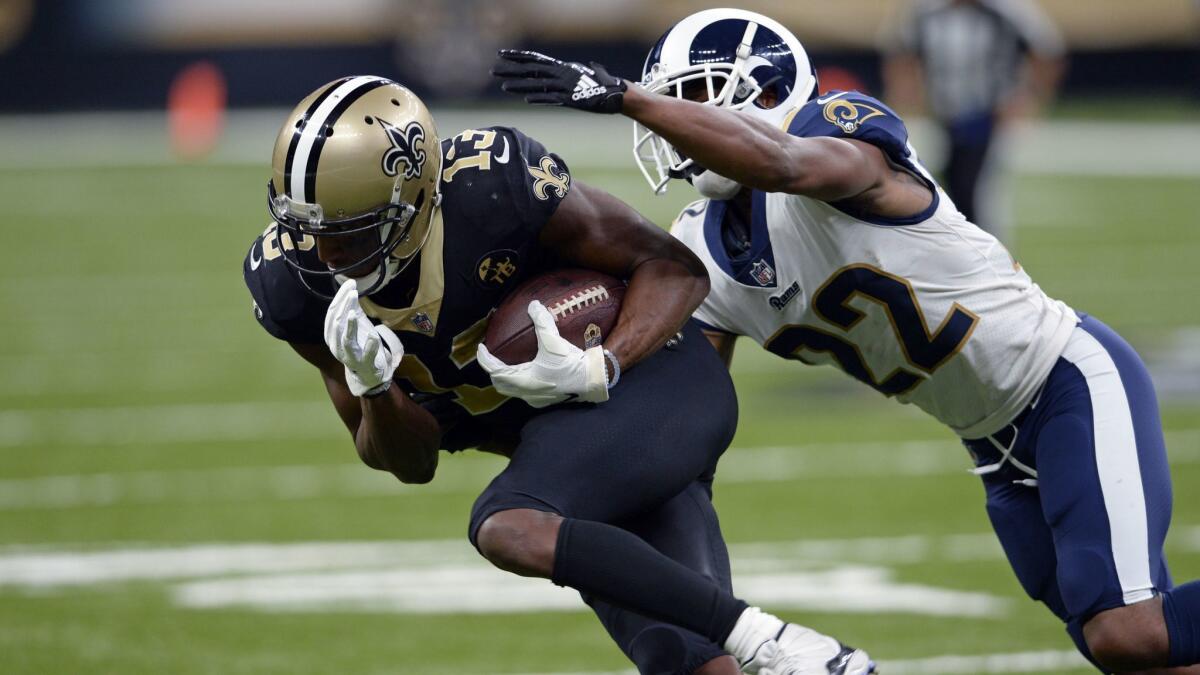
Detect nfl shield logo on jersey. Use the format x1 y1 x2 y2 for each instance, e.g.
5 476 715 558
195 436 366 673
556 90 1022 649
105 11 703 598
750 259 776 286
411 312 435 334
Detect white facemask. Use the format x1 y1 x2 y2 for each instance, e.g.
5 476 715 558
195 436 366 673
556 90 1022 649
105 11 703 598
692 169 742 200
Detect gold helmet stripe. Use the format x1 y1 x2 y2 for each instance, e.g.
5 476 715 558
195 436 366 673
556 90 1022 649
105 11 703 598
286 76 389 204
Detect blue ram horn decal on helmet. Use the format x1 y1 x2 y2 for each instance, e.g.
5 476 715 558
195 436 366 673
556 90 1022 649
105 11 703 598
379 119 427 180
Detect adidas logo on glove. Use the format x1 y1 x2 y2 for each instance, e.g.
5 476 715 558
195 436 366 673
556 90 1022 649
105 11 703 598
573 75 607 101
494 49 627 114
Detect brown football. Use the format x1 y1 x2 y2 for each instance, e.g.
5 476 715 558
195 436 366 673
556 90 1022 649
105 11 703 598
484 268 626 364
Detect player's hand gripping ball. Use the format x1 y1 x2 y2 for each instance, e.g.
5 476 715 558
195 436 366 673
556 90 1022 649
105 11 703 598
477 269 626 407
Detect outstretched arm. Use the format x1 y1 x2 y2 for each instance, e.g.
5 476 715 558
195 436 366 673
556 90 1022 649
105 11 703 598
492 50 934 218
621 85 881 201
492 49 880 201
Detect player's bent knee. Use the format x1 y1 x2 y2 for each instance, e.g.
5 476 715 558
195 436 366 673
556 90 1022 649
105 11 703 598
1083 602 1171 672
474 509 561 578
628 625 690 674
628 624 737 675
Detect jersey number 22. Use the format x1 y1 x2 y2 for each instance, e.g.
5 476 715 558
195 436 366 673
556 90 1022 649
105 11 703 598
764 264 978 396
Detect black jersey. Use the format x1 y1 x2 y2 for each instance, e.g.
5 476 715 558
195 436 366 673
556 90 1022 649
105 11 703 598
243 126 572 451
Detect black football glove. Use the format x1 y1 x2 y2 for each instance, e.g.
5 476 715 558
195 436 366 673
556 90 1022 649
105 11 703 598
492 49 627 114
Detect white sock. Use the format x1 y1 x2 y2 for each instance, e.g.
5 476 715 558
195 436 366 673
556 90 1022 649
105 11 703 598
723 606 785 665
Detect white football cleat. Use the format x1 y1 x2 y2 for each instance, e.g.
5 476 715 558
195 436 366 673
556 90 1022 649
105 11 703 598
743 623 876 675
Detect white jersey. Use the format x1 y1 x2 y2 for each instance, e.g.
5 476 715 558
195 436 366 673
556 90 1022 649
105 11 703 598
673 191 1075 438
671 96 1077 440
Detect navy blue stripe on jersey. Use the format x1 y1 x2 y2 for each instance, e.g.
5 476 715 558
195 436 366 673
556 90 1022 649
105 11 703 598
304 78 388 203
284 77 349 199
830 187 940 227
701 190 778 288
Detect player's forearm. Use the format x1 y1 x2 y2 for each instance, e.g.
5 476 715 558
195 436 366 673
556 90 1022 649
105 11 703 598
604 257 708 373
621 84 796 192
356 389 440 484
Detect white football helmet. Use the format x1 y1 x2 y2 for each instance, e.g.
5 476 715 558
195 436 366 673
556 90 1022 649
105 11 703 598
633 8 818 194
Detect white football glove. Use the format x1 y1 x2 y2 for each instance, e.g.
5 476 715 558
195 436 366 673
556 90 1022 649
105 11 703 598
323 279 404 397
476 300 609 408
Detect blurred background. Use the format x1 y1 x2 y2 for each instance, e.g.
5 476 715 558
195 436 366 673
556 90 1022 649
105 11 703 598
1 1 1198 673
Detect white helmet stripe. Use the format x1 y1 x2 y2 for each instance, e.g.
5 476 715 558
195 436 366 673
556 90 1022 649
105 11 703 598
287 75 385 204
738 21 758 57
660 11 710 73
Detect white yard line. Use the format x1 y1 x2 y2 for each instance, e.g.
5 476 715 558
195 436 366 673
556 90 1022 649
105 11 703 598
883 649 1091 674
0 537 1137 670
0 538 1012 618
8 529 1200 588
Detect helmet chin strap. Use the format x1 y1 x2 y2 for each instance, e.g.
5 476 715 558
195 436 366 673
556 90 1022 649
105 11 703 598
336 199 440 297
692 169 743 200
334 257 398 296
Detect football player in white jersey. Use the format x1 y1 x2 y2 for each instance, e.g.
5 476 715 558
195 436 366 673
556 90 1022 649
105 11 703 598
494 8 1200 674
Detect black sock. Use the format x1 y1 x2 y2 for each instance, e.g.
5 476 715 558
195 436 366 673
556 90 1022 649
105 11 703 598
551 517 748 644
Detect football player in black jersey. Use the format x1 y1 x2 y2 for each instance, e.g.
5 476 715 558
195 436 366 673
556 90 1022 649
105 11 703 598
244 76 861 675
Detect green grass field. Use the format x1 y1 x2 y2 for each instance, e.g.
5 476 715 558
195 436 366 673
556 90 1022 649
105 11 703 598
2 137 1199 674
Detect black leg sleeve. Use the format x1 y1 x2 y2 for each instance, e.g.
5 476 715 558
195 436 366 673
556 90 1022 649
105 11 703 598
552 517 748 646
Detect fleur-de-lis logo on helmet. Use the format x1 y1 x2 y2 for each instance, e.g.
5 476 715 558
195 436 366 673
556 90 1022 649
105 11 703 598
378 118 427 180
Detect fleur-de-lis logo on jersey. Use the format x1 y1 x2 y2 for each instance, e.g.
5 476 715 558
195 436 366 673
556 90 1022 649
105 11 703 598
527 156 570 201
823 100 885 135
378 119 427 179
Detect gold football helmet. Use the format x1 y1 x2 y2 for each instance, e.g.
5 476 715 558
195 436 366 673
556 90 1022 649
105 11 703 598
267 76 442 297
